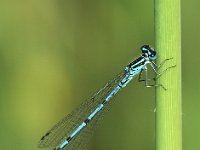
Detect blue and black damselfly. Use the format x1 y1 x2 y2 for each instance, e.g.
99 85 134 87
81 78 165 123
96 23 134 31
38 45 174 150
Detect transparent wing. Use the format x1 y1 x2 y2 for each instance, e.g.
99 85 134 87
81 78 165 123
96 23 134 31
38 70 126 149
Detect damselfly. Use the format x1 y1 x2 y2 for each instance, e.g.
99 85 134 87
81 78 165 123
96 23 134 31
38 45 174 150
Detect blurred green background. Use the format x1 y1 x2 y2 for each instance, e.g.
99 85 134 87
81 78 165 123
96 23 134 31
0 0 198 150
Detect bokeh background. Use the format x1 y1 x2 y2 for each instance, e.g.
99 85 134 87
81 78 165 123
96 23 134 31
0 0 198 150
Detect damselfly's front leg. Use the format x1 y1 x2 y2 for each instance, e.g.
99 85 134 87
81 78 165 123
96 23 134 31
150 63 176 80
152 57 173 70
150 57 176 81
138 66 167 90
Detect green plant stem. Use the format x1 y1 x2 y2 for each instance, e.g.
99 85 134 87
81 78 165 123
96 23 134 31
155 0 182 150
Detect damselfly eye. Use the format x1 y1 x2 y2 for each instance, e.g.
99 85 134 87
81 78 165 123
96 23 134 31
149 50 157 60
140 45 157 60
140 45 150 53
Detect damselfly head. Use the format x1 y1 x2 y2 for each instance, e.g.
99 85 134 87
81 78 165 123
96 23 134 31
140 45 157 60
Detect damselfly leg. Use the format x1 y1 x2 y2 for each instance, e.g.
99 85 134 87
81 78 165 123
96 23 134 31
152 57 174 70
138 66 167 90
151 58 176 80
138 58 176 90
